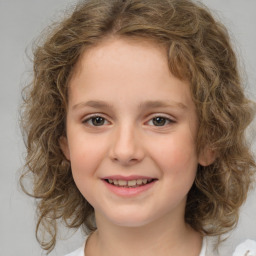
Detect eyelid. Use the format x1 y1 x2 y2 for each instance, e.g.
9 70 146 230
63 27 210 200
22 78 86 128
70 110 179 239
81 113 176 126
82 113 111 126
145 114 176 126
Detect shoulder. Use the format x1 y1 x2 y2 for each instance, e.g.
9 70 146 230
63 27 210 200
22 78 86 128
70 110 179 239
201 236 219 256
64 235 88 256
202 237 256 256
64 245 84 256
232 239 256 256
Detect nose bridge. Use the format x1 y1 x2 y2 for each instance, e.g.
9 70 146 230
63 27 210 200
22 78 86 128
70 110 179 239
110 122 144 164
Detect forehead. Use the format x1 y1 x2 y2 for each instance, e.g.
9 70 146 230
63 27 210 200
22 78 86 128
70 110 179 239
68 37 193 110
71 36 169 81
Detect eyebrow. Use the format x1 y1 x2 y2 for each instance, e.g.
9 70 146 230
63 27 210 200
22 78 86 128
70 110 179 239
139 100 187 110
72 100 114 111
72 100 187 111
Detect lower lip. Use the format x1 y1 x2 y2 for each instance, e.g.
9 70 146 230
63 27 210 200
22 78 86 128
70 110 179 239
103 180 157 197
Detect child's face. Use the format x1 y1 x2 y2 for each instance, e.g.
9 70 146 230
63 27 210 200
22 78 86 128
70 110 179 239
61 38 209 228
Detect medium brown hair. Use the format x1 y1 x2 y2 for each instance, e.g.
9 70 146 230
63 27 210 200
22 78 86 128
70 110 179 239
20 0 256 252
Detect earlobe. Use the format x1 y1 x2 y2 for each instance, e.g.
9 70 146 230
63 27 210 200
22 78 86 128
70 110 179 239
198 147 216 166
59 136 70 160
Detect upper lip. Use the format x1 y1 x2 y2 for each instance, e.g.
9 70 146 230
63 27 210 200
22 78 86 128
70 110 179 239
102 175 157 181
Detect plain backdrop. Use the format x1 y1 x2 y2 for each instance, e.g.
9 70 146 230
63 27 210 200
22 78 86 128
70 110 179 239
0 0 255 255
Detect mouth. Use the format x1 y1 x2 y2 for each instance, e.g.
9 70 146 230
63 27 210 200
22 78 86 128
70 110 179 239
104 178 157 188
102 176 158 196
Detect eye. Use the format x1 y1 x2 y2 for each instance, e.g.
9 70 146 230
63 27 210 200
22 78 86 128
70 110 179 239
147 116 174 126
83 115 109 126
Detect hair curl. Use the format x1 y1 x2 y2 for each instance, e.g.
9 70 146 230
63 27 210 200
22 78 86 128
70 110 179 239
20 0 256 253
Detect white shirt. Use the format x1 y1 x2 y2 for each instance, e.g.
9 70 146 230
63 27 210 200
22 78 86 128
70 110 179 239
64 236 256 256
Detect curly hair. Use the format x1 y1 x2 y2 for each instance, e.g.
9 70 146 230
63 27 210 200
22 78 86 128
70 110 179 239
20 0 256 252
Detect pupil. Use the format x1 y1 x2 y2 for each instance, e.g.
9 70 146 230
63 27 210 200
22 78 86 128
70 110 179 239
153 117 166 126
92 117 104 126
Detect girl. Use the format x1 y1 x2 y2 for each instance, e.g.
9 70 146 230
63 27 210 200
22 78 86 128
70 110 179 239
20 0 256 255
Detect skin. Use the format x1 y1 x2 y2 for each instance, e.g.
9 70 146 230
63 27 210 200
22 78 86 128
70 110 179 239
60 37 214 256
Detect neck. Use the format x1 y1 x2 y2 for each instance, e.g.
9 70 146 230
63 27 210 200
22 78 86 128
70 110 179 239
85 212 202 256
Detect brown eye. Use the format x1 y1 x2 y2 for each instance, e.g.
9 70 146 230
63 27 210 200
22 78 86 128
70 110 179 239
152 117 168 126
91 117 105 126
83 116 108 126
147 116 174 127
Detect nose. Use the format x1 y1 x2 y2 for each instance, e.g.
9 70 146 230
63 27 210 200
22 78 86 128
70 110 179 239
109 124 145 166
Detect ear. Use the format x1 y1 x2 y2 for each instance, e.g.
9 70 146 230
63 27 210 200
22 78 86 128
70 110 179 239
198 146 216 166
59 136 70 160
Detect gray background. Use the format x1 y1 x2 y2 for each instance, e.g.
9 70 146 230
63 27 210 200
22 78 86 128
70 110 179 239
0 0 255 255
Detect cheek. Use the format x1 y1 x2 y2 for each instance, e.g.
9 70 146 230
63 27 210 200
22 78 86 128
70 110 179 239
68 136 107 178
148 133 198 175
68 136 107 202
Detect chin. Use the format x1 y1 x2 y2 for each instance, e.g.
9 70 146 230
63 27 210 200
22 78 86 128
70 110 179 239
103 210 157 228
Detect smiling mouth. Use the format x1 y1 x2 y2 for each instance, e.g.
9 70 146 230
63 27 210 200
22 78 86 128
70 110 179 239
105 178 156 188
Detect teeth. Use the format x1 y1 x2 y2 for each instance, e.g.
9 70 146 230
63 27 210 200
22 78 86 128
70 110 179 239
107 178 153 187
142 179 147 184
137 179 143 185
127 180 136 186
118 180 127 186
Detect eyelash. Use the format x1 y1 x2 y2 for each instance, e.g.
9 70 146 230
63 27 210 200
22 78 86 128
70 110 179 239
147 116 175 127
82 114 175 127
82 114 110 127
